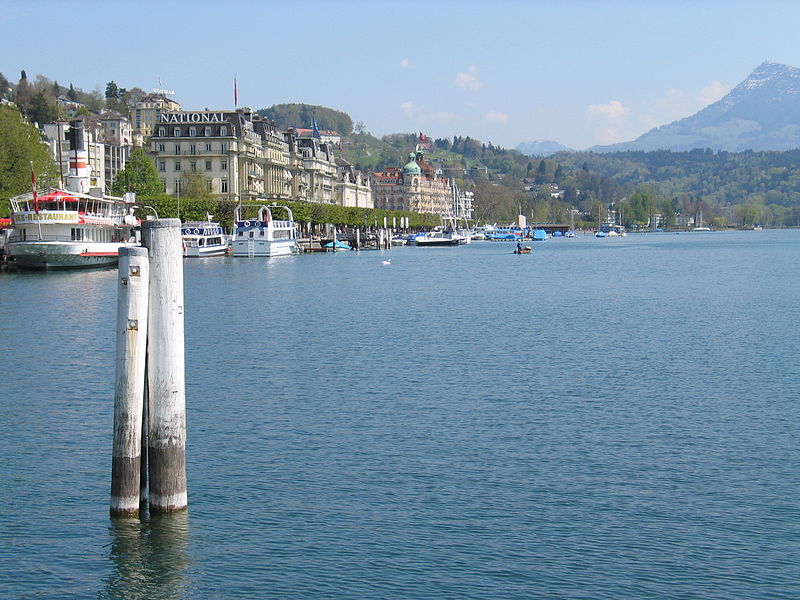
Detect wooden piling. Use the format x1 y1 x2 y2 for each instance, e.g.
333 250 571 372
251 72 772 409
141 219 187 513
111 247 150 517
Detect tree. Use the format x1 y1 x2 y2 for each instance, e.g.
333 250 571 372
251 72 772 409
627 189 655 227
27 90 57 125
660 198 676 229
14 70 32 115
0 106 57 207
67 83 78 101
111 148 164 198
0 72 10 100
535 159 547 184
105 81 120 100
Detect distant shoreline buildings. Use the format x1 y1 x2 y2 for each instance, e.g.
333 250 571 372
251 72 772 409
35 92 470 218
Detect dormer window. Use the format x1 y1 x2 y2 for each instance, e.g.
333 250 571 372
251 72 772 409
204 126 212 136
173 127 180 136
189 127 196 137
220 126 228 136
158 127 166 137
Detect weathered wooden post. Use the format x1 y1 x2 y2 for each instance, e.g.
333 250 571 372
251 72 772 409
141 219 187 513
111 247 150 517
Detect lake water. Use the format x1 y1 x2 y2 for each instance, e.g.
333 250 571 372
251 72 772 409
1 230 798 599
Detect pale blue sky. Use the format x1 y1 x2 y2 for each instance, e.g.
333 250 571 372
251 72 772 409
2 0 799 150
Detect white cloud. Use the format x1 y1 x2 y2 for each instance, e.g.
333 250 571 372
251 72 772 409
429 111 456 122
697 81 730 106
455 66 482 91
586 100 630 121
400 100 419 119
483 110 509 125
585 100 632 145
400 101 455 123
399 58 411 69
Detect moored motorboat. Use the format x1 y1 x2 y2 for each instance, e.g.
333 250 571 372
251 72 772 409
413 230 461 247
182 215 228 257
231 203 297 257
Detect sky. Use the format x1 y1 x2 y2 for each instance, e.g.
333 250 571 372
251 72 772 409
2 0 800 151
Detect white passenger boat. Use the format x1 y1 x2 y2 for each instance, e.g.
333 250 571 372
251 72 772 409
231 203 297 257
6 119 139 270
7 189 139 269
182 215 228 257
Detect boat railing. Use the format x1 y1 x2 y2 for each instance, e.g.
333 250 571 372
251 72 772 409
6 232 112 243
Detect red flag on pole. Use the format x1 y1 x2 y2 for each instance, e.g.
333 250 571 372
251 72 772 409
234 76 238 107
31 161 39 214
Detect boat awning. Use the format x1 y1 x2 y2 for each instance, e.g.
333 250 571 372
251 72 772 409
38 190 81 202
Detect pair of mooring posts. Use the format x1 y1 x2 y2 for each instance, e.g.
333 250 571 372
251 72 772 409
110 219 187 518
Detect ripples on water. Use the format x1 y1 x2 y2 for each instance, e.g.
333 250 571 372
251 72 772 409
1 231 798 599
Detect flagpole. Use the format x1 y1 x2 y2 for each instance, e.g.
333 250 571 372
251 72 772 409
31 161 43 241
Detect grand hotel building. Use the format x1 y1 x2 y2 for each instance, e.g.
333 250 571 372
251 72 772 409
150 108 371 208
372 152 453 216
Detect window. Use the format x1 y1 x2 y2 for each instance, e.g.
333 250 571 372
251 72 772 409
190 144 196 155
205 143 212 152
220 143 227 153
206 179 212 190
158 127 166 137
205 160 212 171
220 126 227 136
221 178 228 193
173 127 181 136
190 161 196 173
175 143 181 154
71 227 83 241
204 126 212 136
189 127 196 137
175 161 181 171
158 143 165 152
221 160 227 171
158 161 166 172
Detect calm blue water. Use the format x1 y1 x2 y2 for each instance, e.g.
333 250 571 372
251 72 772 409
1 230 798 599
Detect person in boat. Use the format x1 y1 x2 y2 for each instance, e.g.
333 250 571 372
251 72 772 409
516 241 522 251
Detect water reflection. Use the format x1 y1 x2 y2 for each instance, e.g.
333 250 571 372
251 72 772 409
104 512 192 600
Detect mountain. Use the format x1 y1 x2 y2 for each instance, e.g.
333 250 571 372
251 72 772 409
591 62 800 153
515 139 574 156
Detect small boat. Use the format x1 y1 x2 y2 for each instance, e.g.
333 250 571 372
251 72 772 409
182 215 228 257
390 236 407 246
514 246 532 254
470 224 495 240
532 229 548 241
324 239 351 251
486 226 523 241
413 231 461 247
231 203 297 257
565 231 577 238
